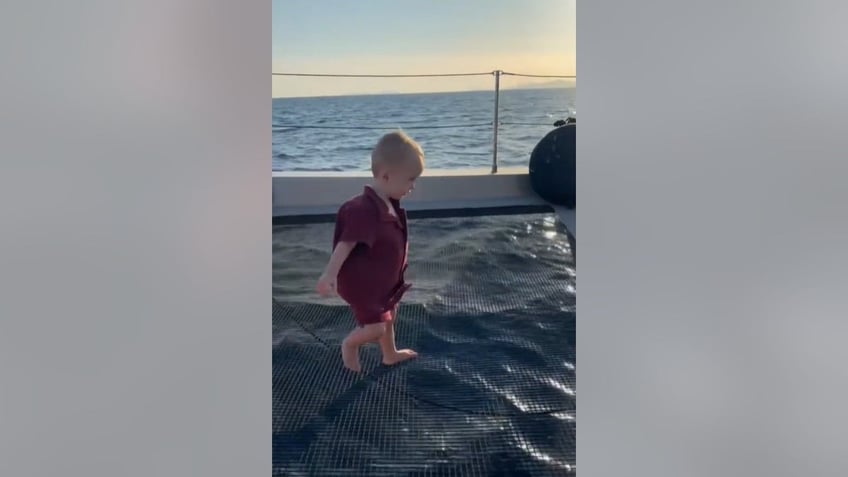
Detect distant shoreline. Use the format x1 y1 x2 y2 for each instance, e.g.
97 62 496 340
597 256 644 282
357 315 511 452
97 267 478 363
272 85 575 101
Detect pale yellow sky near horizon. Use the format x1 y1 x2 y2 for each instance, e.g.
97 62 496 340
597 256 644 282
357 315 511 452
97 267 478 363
272 0 575 98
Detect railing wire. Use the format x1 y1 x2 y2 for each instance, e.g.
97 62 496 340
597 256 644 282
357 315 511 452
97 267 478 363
500 121 561 127
501 71 576 79
272 71 494 78
272 70 574 79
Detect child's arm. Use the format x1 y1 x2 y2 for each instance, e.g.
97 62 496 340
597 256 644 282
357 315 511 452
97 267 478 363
323 241 356 278
316 241 356 296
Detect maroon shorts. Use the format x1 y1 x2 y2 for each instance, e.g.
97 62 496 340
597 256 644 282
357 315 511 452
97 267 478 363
348 281 412 327
351 305 396 327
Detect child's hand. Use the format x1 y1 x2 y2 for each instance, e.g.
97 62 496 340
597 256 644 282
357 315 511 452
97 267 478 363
316 273 337 297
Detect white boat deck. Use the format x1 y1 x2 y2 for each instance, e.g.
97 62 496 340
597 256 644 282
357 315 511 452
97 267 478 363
273 167 574 239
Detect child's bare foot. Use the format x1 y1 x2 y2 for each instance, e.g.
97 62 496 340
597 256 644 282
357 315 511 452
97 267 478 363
382 349 418 366
341 341 361 372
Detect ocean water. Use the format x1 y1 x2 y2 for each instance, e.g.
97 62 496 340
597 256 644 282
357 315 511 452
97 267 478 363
272 88 576 171
273 214 576 474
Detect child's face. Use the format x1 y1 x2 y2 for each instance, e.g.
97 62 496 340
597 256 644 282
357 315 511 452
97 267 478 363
379 162 421 200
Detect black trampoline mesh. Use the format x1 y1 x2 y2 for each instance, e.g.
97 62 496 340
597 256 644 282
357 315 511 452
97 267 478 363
273 214 575 476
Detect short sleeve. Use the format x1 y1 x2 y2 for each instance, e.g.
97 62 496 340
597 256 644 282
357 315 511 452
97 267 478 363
337 201 378 247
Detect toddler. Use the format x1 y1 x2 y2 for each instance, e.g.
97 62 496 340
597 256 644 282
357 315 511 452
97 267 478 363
316 131 424 372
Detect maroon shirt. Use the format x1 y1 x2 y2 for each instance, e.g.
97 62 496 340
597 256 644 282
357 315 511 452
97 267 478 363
333 186 411 325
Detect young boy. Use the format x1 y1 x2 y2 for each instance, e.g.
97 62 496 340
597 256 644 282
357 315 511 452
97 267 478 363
316 131 424 372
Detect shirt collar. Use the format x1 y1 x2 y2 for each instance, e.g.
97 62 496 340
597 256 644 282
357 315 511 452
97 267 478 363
364 185 402 222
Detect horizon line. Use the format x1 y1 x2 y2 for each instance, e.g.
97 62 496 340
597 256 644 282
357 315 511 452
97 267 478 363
272 84 576 100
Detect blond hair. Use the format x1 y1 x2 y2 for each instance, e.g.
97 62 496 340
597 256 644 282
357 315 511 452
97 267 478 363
370 130 425 176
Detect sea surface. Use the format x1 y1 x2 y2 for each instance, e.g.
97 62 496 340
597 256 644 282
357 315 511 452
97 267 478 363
272 88 576 171
273 214 576 475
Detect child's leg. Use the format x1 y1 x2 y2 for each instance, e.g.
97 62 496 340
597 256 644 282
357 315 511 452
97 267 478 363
341 322 385 372
379 309 418 366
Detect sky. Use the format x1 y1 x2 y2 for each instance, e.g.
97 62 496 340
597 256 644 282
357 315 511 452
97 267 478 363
272 0 576 98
